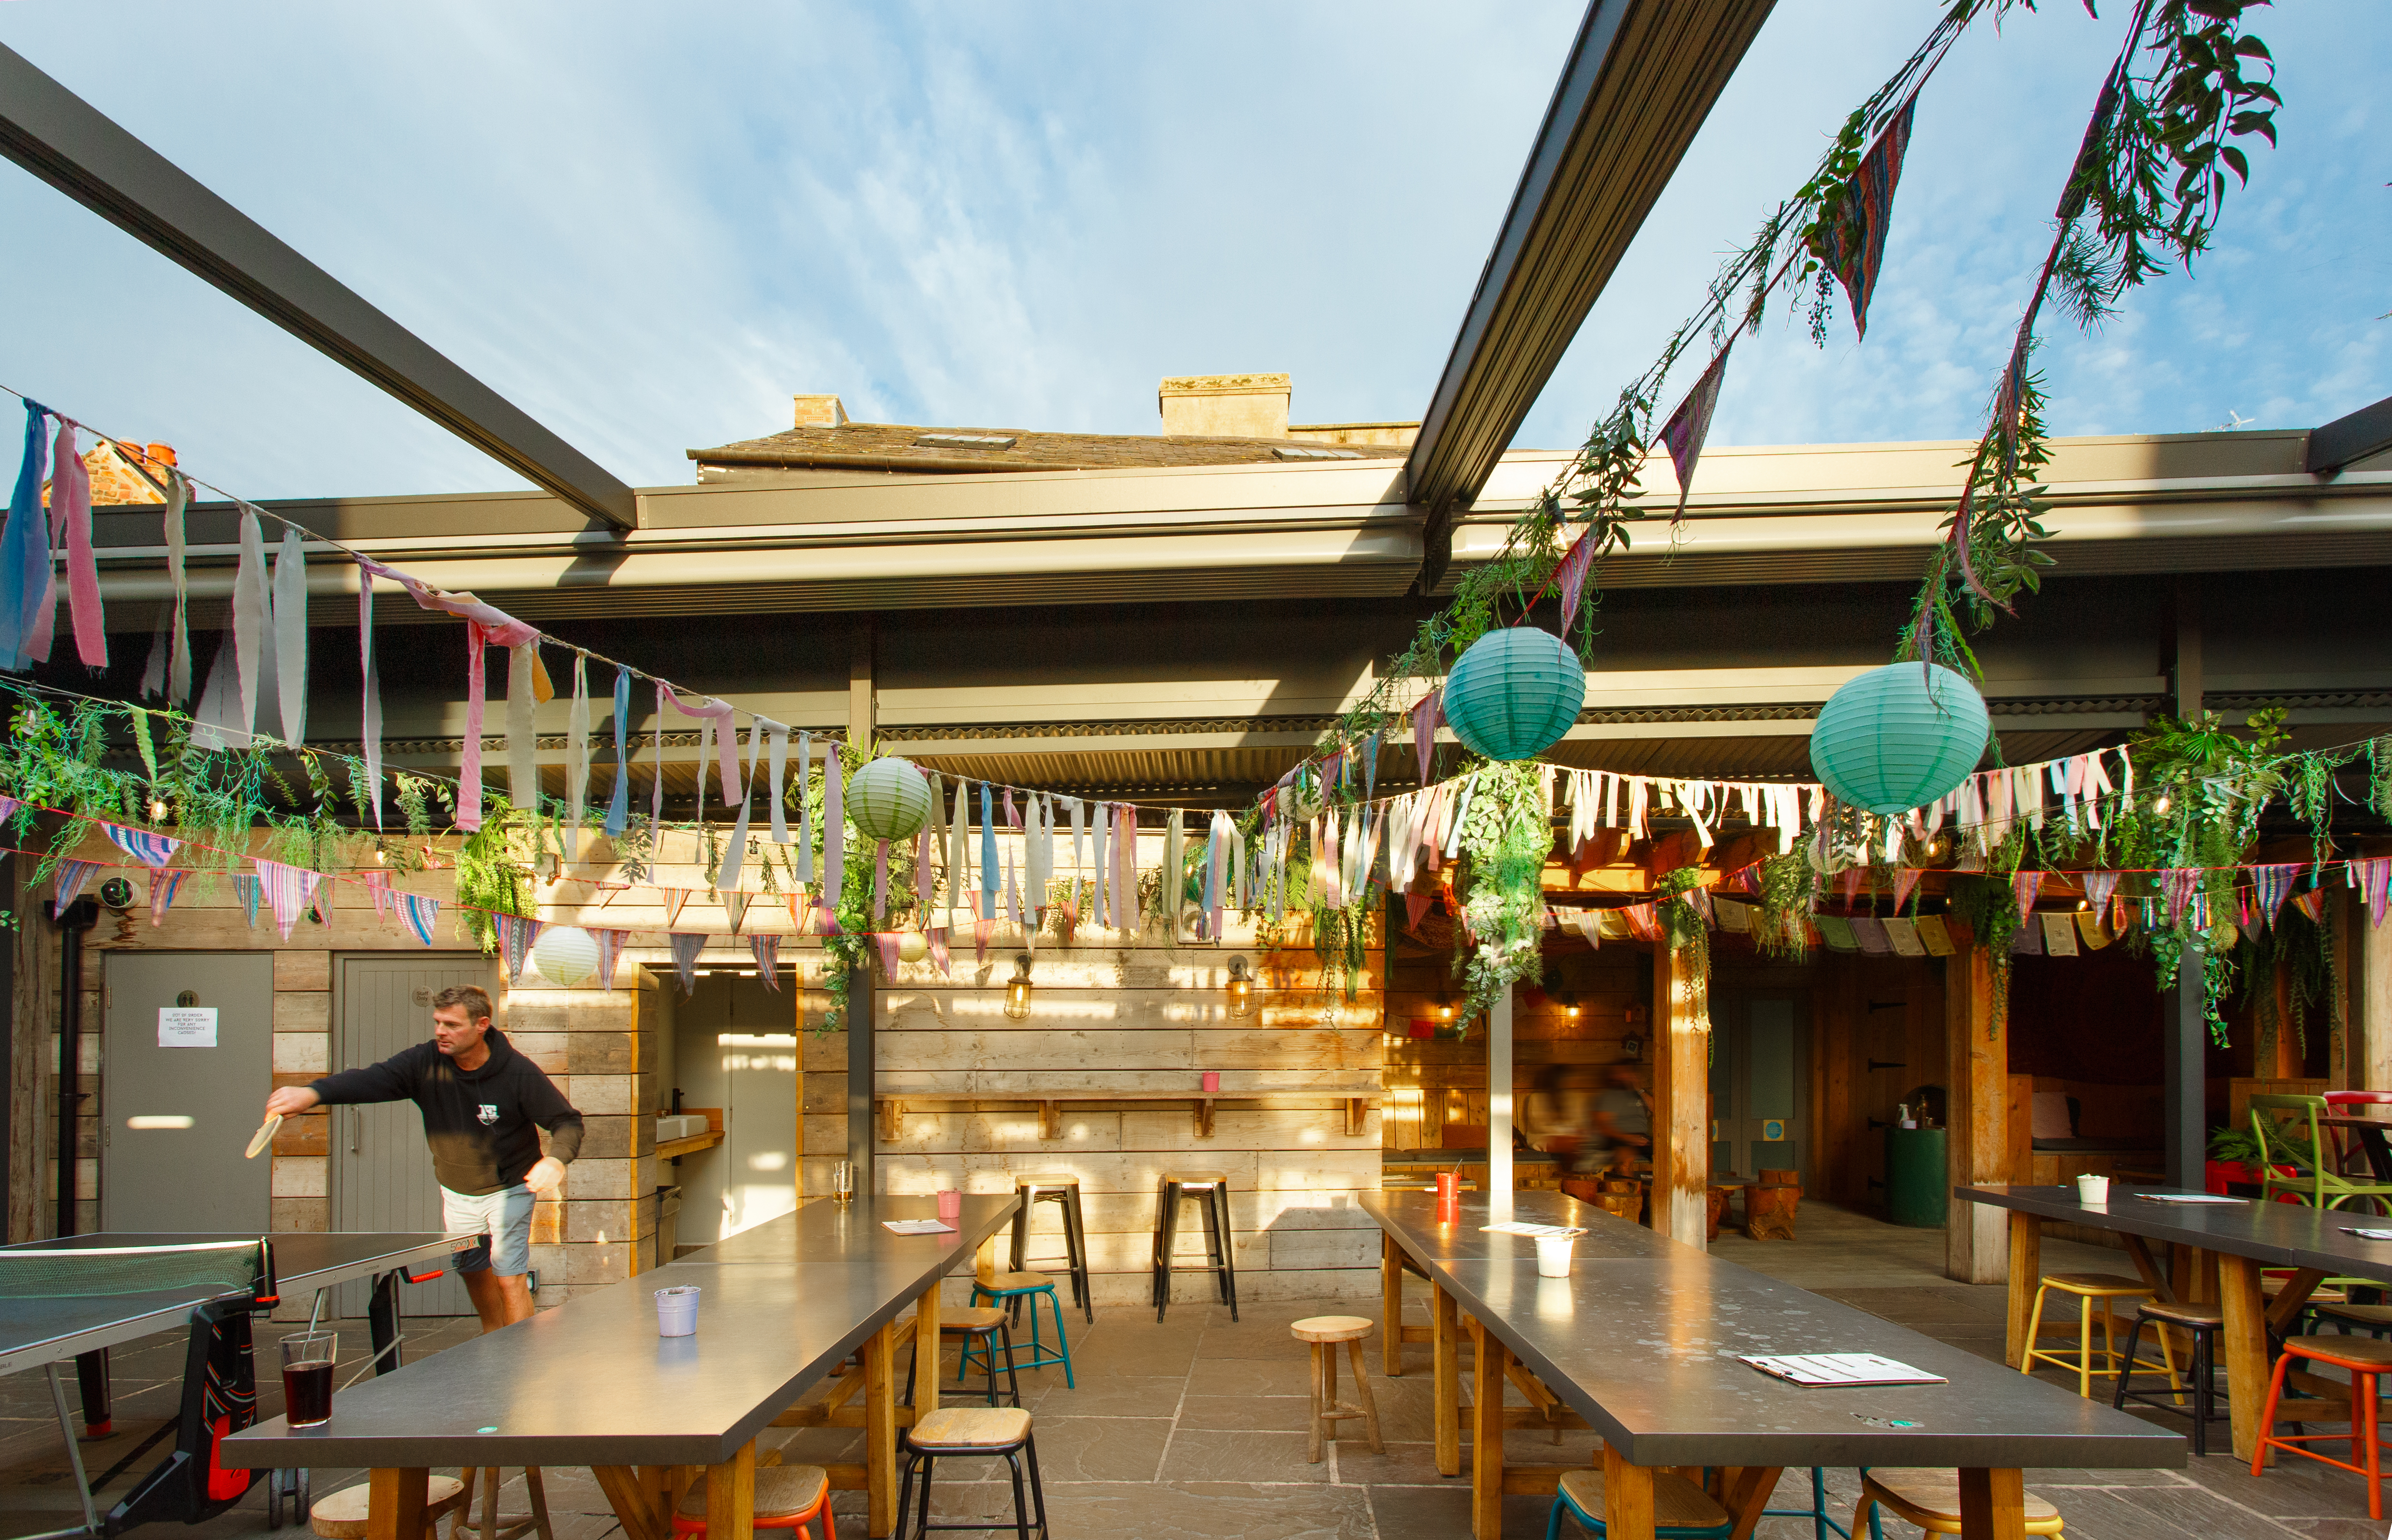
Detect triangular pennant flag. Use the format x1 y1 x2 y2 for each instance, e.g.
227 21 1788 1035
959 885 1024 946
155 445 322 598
668 932 708 995
875 932 901 977
593 928 629 990
1658 343 1732 523
252 858 322 941
2158 868 2200 925
52 859 101 911
233 873 262 930
2292 887 2327 926
750 933 780 989
2250 863 2299 930
397 891 440 946
1619 903 1661 943
2352 858 2392 930
362 869 393 920
1553 523 1601 623
1808 94 1917 340
2080 869 2122 915
101 822 180 868
724 890 749 935
0 794 19 828
148 869 187 928
497 914 544 986
1890 867 1924 915
663 888 690 928
2010 870 2044 922
1412 688 1442 782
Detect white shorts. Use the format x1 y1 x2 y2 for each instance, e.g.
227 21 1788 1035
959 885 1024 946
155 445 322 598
440 1184 536 1276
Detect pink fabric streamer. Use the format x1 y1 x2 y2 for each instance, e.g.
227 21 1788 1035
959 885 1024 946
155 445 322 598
666 694 741 805
458 622 491 830
53 420 104 667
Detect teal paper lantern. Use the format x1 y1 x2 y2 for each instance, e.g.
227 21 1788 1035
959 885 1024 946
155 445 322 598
847 756 931 841
1808 662 1990 814
1442 627 1586 762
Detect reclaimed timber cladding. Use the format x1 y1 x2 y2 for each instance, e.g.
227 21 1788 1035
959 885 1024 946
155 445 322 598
863 910 1386 1306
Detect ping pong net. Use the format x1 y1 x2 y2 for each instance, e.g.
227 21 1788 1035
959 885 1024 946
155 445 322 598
0 1238 275 1303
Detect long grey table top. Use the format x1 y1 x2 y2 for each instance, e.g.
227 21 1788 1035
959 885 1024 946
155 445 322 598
1958 1184 2392 1282
219 1196 1017 1470
0 1232 464 1377
1365 1191 2183 1470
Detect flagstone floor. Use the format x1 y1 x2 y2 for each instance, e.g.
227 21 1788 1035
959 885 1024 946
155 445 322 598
0 1206 2385 1538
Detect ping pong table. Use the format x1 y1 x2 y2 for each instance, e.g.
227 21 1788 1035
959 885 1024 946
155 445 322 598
0 1231 467 1540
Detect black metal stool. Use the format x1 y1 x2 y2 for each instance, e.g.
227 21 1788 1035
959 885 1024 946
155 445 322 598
894 1407 1049 1540
903 1305 1023 1408
1010 1172 1093 1324
2113 1298 2227 1456
1151 1170 1237 1322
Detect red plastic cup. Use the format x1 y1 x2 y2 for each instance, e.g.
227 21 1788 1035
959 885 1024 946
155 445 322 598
937 1189 962 1221
1201 1071 1221 1093
1436 1172 1459 1204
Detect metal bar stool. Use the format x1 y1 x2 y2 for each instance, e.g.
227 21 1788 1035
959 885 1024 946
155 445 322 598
1853 1469 2064 1536
1151 1170 1237 1322
670 1466 835 1540
2252 1333 2392 1520
967 1272 1074 1389
1545 1467 1732 1539
2112 1299 2228 1456
1291 1316 1383 1462
902 1306 1023 1408
1759 1468 1860 1539
894 1407 1048 1540
1009 1173 1092 1324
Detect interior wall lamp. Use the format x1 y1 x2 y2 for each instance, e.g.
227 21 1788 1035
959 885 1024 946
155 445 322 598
1003 953 1035 1020
1225 956 1255 1018
1555 990 1581 1021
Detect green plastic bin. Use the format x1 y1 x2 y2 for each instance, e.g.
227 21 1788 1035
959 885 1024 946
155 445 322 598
1884 1125 1949 1228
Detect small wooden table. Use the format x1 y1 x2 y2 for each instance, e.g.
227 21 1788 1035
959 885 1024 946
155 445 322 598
1957 1183 2392 1463
1367 1190 2180 1540
221 1196 1019 1540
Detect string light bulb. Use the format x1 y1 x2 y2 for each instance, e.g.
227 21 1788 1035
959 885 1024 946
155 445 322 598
1003 953 1035 1021
147 797 170 823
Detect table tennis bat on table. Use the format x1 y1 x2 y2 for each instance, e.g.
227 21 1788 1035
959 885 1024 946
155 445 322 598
244 1114 281 1159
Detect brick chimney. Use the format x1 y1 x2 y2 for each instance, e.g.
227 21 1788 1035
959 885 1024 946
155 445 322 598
1158 373 1290 439
793 394 848 429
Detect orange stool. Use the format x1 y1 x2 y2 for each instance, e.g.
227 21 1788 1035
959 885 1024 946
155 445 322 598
671 1465 835 1540
2252 1334 2392 1520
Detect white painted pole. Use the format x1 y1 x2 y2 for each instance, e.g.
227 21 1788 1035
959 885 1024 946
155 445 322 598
1488 983 1513 1210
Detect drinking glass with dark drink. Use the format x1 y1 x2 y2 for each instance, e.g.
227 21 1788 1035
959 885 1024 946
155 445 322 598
281 1331 337 1428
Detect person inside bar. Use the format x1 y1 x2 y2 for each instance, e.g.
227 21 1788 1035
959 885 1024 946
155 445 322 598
1522 1063 1594 1171
1587 1064 1651 1175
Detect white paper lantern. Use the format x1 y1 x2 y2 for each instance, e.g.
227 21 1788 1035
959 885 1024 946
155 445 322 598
897 931 929 963
848 756 932 842
530 925 599 987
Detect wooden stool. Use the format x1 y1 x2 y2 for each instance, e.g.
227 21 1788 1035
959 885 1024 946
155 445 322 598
1291 1316 1383 1463
1152 1170 1238 1322
903 1305 1022 1408
1546 1466 1729 1538
310 1476 472 1540
2113 1299 2227 1456
672 1465 834 1540
1743 1169 1800 1241
2021 1273 2172 1399
1010 1173 1093 1324
894 1407 1048 1540
2254 1333 2392 1520
1855 1469 2064 1536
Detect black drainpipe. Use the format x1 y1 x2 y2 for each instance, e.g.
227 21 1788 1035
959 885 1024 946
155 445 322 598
51 897 96 1238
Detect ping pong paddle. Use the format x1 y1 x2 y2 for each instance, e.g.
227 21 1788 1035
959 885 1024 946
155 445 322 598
244 1114 281 1159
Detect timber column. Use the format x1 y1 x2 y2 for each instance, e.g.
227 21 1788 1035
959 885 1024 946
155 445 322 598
1944 940 2006 1283
1650 943 1710 1245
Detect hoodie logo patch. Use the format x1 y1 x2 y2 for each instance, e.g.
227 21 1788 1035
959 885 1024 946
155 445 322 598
477 1104 499 1125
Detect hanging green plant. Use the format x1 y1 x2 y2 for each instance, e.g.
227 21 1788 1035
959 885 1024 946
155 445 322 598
1752 850 1819 961
1946 874 2020 1037
1450 761 1551 1020
1656 865 1712 1020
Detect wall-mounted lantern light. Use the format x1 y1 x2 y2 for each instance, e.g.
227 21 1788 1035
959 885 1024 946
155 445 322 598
1226 956 1255 1018
1555 990 1581 1021
1003 953 1035 1020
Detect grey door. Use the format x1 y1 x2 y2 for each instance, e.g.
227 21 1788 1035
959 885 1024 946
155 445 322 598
101 952 275 1233
1709 995 1808 1183
330 954 499 1317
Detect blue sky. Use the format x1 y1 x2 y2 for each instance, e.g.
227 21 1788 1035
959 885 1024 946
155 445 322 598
0 1 2381 500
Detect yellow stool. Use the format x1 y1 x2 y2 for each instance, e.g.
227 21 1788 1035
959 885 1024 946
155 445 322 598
2020 1272 2176 1400
1855 1470 2065 1536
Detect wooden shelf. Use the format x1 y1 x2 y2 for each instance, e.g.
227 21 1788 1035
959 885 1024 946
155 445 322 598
656 1131 725 1160
875 1090 1377 1142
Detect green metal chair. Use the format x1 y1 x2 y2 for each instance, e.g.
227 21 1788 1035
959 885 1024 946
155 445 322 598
2249 1095 2392 1213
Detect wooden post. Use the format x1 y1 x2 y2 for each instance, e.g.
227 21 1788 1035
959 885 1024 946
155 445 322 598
1651 944 1710 1246
1944 942 2005 1284
846 628 877 1192
1487 985 1512 1202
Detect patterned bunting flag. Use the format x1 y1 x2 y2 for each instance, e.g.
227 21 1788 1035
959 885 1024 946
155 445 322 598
668 933 708 995
252 858 322 941
496 914 543 986
2292 887 2327 926
2352 858 2392 930
0 794 19 827
396 891 441 946
148 869 187 928
723 891 749 935
233 873 262 929
2010 870 2043 921
875 932 901 977
1553 524 1600 623
751 933 781 989
362 869 393 920
2248 863 2299 930
1618 903 1661 943
1412 688 1442 782
102 822 180 868
591 928 629 990
2080 870 2123 915
663 888 690 928
1890 867 1924 915
52 859 101 911
2157 868 2200 925
1658 343 1732 524
1808 95 1917 340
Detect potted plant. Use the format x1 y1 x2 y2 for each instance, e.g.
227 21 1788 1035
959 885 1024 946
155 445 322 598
2205 1124 2306 1198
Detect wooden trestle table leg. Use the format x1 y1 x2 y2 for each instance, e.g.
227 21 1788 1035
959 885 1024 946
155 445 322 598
1717 1466 1782 1540
593 1467 673 1540
914 1275 942 1420
1467 1317 1506 1539
366 1468 429 1540
864 1318 899 1537
1382 1235 1404 1376
2219 1253 2271 1465
1956 1467 2027 1539
1434 1281 1461 1478
1601 1445 1655 1540
706 1442 756 1540
2003 1211 2041 1369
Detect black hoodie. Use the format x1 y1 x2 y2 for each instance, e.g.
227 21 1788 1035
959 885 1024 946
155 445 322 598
311 1027 583 1196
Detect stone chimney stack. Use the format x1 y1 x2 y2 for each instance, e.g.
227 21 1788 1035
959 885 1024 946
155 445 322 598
1157 373 1289 439
793 394 848 428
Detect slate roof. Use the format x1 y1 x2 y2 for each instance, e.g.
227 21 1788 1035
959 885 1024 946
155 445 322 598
688 419 1406 476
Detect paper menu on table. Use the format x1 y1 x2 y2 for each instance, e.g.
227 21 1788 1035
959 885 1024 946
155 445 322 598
2133 1193 2245 1205
1739 1353 1947 1388
881 1219 955 1235
1480 1222 1586 1238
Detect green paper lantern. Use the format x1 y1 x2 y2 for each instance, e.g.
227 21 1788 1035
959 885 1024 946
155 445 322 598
847 756 930 841
1442 627 1586 762
1808 662 1989 814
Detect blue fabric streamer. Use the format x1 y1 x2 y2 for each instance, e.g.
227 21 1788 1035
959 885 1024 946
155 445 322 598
979 783 998 918
0 401 50 669
605 665 631 836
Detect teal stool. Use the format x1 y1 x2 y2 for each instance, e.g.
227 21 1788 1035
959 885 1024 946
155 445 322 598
967 1270 1075 1389
1546 1467 1731 1539
1763 1468 1869 1540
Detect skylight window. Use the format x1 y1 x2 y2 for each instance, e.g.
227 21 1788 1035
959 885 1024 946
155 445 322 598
1273 444 1361 460
915 433 1018 450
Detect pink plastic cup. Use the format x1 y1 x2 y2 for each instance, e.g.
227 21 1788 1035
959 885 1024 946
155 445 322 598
937 1189 962 1222
1201 1071 1221 1094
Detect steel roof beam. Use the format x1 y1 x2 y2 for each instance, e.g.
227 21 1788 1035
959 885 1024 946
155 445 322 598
2307 394 2392 476
1405 0 1773 591
0 43 639 531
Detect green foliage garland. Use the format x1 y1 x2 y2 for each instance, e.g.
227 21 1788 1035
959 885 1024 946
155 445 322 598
1451 763 1551 1020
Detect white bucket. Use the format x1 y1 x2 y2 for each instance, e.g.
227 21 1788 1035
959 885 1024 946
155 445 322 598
2076 1173 2110 1205
1535 1235 1575 1278
656 1285 702 1337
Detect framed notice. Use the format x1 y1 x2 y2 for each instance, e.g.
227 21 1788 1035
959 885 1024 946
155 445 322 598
157 1007 218 1048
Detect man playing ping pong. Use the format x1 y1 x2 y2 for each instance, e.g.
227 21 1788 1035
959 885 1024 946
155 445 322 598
262 985 582 1332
